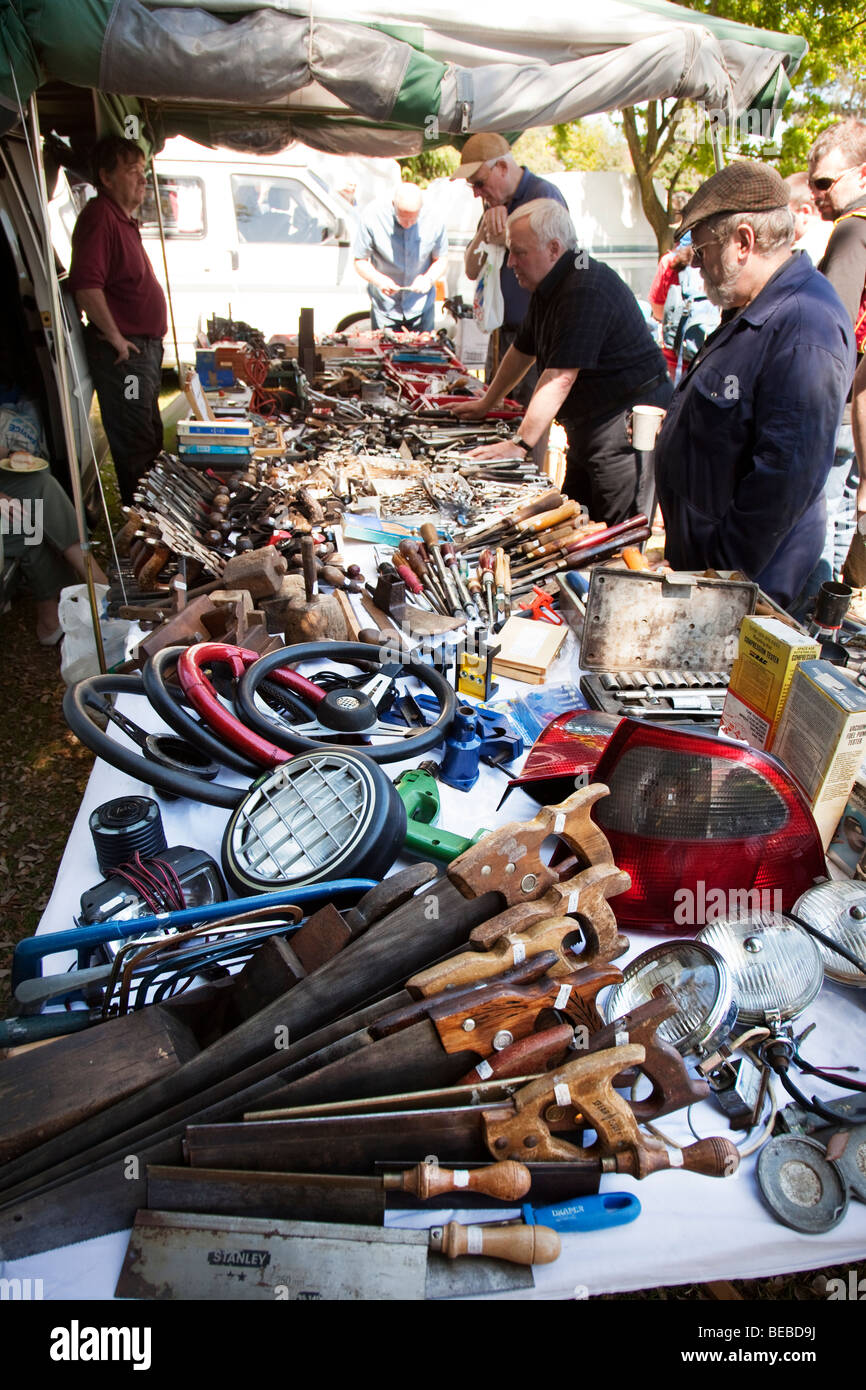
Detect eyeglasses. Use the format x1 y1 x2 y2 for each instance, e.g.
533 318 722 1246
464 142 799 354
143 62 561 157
809 165 859 193
690 236 719 265
468 164 491 192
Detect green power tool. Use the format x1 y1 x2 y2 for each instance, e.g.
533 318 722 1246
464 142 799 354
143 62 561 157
394 768 489 863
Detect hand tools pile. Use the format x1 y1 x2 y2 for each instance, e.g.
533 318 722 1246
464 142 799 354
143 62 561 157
0 787 740 1287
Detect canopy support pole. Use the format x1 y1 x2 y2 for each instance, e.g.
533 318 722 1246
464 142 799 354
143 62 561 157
149 152 183 380
28 94 106 671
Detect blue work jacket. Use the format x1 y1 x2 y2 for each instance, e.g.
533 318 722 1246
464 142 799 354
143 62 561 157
654 252 855 607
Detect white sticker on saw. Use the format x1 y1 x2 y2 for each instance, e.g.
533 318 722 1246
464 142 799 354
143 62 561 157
554 1083 572 1107
475 1060 494 1080
669 1148 685 1167
467 1226 484 1254
511 939 526 965
555 984 573 1010
452 1170 470 1188
554 813 566 834
567 890 580 913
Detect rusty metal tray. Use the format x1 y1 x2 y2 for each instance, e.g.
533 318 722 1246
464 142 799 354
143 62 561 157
579 569 758 674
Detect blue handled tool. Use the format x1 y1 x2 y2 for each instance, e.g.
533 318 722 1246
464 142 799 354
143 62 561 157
11 879 377 987
523 1192 641 1233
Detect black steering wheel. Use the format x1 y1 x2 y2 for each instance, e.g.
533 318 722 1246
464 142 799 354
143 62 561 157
235 641 456 763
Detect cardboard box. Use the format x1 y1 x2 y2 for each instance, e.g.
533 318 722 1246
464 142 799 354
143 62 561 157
828 776 866 876
719 616 819 750
772 660 866 849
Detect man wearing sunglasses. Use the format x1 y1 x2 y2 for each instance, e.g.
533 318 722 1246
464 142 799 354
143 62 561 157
453 133 566 409
653 161 855 609
806 120 866 598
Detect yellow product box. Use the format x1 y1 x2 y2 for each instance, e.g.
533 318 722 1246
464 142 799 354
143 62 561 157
772 660 866 850
719 616 819 750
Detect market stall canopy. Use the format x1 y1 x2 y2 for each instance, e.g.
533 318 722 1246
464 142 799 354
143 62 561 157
0 0 806 156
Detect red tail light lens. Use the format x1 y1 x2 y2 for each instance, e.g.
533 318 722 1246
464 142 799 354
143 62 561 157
503 711 620 805
591 719 826 934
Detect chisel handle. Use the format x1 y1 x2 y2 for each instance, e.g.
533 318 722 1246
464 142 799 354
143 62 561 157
429 1221 561 1266
518 500 579 534
387 1160 531 1202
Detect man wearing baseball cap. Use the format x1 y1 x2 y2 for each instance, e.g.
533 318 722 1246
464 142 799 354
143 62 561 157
653 160 855 609
453 133 566 405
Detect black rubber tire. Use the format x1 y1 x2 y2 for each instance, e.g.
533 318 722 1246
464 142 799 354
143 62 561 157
334 311 373 333
222 748 407 893
235 641 456 764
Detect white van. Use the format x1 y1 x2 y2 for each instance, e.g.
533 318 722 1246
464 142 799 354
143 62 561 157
134 138 405 362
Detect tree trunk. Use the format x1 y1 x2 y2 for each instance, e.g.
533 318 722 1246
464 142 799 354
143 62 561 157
622 106 674 255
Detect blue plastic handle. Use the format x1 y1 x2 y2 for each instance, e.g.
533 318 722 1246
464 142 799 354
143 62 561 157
522 1192 641 1233
11 879 378 988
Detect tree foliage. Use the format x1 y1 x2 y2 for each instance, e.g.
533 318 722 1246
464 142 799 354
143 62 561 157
553 1 866 252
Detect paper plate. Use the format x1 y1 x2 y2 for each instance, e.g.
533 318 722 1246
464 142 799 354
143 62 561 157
0 452 49 472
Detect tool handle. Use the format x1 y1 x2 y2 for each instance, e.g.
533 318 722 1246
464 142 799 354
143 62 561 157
479 547 495 574
301 535 317 602
392 1160 531 1201
680 1137 739 1178
512 490 563 523
494 547 508 591
430 1221 561 1265
458 1023 574 1085
394 560 424 595
519 500 579 534
419 521 441 553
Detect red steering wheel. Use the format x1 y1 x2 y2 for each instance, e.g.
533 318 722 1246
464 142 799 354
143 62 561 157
177 642 324 768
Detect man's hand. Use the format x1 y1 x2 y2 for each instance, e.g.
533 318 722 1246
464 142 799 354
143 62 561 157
479 207 508 245
451 396 496 420
109 337 141 364
464 439 527 460
408 274 432 294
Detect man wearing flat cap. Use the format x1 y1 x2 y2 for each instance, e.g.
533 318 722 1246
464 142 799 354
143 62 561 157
653 160 856 609
454 133 567 405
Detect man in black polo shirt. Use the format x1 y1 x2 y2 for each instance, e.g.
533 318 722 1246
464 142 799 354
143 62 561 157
454 199 671 524
68 136 167 505
454 134 567 408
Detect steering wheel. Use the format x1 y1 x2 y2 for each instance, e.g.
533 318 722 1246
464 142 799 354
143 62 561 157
235 641 457 764
176 642 324 768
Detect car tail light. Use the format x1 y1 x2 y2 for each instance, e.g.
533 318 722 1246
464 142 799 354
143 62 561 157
501 711 620 807
590 720 826 934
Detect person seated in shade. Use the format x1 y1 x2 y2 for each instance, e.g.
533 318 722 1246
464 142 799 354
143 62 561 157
0 468 108 646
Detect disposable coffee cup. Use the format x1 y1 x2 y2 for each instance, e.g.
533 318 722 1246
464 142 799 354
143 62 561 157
631 405 666 451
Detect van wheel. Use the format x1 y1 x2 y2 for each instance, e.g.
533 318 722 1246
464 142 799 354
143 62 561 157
335 311 372 333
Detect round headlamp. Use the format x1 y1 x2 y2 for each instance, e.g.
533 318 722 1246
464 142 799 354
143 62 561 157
604 940 737 1058
792 881 866 988
697 912 824 1027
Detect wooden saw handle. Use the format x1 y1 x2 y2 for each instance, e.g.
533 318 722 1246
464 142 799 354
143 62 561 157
448 784 618 907
406 918 588 998
386 1160 531 1202
429 1221 561 1266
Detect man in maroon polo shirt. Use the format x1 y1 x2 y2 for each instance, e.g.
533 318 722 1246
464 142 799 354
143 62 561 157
68 136 167 505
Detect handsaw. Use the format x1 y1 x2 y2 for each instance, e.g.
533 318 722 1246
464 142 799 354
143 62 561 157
0 787 624 1238
115 1210 558 1301
184 1045 738 1181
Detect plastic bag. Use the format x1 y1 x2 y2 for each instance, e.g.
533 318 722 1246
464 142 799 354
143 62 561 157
473 243 506 333
0 399 46 458
59 583 135 686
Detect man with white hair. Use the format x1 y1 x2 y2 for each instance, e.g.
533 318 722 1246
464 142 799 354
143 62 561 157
653 161 855 609
353 182 448 331
454 133 567 405
454 198 671 524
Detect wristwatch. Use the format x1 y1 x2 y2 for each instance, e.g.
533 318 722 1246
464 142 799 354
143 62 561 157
512 435 530 453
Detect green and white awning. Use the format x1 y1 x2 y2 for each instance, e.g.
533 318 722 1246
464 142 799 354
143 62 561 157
0 0 807 153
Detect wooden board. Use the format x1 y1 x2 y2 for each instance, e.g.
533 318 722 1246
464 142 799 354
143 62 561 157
0 1006 199 1164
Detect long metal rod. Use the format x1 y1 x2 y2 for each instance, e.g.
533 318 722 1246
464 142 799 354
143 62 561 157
27 94 106 670
149 151 182 380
